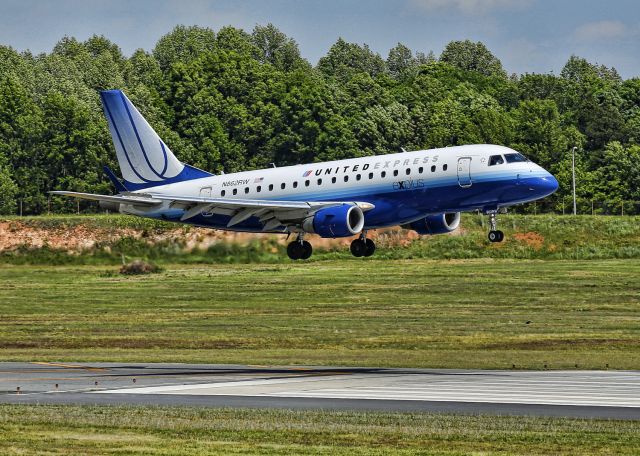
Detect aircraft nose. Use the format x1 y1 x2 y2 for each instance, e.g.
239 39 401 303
531 172 559 198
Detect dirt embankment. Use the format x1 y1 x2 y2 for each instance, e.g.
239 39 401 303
0 219 424 254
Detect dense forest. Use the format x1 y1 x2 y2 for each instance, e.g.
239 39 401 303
0 24 639 215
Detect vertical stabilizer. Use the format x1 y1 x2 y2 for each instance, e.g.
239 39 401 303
100 90 211 190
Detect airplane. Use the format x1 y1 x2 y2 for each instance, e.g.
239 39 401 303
53 90 559 260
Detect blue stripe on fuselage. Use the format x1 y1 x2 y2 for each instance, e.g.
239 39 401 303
146 175 552 232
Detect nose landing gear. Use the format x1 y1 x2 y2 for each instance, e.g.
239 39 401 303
350 232 376 257
487 211 504 243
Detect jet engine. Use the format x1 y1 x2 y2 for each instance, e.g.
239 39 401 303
405 212 461 235
302 204 364 238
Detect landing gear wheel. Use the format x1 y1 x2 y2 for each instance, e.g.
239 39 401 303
350 239 367 257
364 238 376 257
301 241 313 259
287 241 303 260
487 211 504 243
488 230 504 243
288 240 313 260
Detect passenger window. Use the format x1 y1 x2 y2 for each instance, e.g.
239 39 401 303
381 171 386 178
233 188 237 195
369 172 374 179
257 186 261 193
305 180 310 187
221 190 226 197
281 183 286 190
344 175 349 182
245 187 249 194
443 164 448 171
393 170 398 177
356 174 361 181
489 155 504 166
431 165 436 172
419 167 423 173
317 178 322 185
331 177 336 184
269 184 273 191
293 181 298 188
406 168 411 175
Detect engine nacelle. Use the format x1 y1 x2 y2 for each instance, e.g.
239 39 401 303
406 212 461 235
303 205 365 238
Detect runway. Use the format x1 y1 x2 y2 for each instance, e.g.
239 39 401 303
1 362 639 419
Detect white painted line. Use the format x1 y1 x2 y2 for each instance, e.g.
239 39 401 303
94 375 339 394
92 372 640 408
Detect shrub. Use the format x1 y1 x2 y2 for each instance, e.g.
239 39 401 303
119 260 162 275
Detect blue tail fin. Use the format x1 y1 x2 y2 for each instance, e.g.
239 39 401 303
100 90 211 190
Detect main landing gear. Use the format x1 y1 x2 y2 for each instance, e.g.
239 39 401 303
287 232 377 260
487 211 504 243
350 232 376 257
287 235 313 260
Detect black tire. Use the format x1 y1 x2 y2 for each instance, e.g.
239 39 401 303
350 239 366 257
488 231 498 243
364 239 376 257
287 242 303 260
301 241 313 259
496 230 505 242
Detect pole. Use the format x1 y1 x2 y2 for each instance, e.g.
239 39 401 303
571 146 577 215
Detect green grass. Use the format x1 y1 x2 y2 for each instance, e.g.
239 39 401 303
1 259 639 369
2 214 640 264
0 404 638 455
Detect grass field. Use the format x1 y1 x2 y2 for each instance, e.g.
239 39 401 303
0 404 638 455
2 259 639 369
2 214 640 264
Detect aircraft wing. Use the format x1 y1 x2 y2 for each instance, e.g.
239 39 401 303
149 193 374 229
51 191 374 231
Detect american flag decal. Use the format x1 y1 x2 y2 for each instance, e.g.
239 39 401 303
303 170 313 177
254 177 264 183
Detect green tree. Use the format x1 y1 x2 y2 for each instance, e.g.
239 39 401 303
317 38 387 79
0 74 45 213
153 25 216 72
387 43 416 79
251 24 308 71
510 98 585 182
591 141 640 202
0 165 17 214
440 40 506 78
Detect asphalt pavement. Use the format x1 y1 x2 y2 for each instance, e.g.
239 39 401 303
2 362 639 419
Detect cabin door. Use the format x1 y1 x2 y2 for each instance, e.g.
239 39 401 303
457 157 472 188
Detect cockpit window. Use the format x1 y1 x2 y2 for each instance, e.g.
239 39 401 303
504 153 529 163
489 155 504 166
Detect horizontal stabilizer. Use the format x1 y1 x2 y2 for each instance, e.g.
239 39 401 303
103 166 129 192
50 191 162 206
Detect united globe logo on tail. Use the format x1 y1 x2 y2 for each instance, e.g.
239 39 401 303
100 90 211 190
